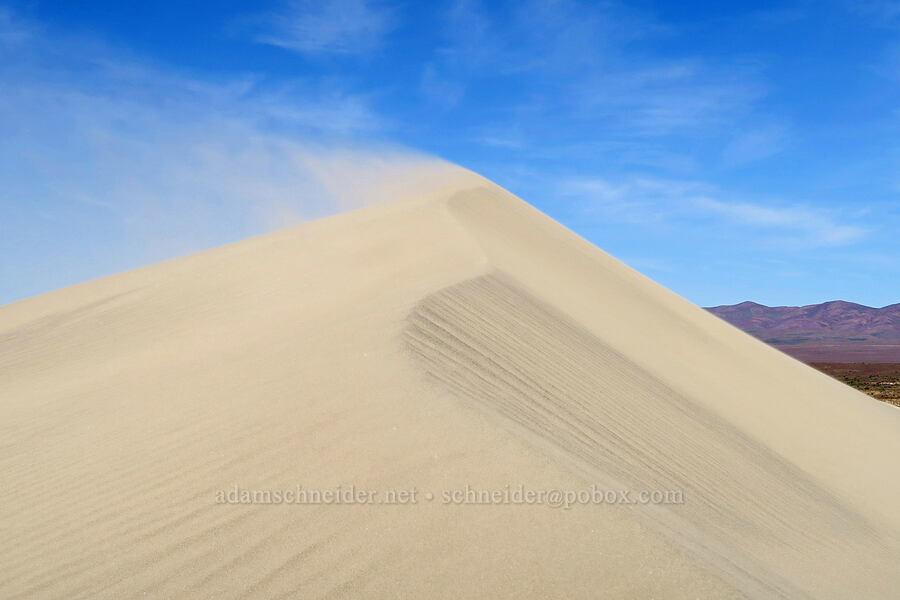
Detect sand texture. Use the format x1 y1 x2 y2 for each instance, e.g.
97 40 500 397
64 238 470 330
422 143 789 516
2 170 898 598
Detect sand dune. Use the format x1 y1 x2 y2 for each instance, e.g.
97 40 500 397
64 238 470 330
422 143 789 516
1 169 898 598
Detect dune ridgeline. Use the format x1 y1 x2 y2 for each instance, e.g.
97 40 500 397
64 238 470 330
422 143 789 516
2 167 898 599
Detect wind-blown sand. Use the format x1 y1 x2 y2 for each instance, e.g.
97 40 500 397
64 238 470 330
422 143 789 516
1 169 898 598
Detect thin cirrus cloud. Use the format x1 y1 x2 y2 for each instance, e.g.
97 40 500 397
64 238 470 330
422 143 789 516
427 0 767 144
569 63 765 137
721 124 788 167
558 176 867 248
695 198 868 247
557 176 711 225
249 0 397 56
0 6 30 43
419 63 466 108
849 1 900 27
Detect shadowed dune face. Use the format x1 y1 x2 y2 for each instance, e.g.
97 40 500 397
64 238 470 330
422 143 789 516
404 272 899 599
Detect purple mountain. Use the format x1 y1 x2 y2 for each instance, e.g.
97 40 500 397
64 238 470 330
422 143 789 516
704 301 900 362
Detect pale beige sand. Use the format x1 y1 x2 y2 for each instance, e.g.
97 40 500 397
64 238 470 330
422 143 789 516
1 169 898 599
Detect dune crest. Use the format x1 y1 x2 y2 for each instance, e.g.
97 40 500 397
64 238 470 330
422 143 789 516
1 171 898 598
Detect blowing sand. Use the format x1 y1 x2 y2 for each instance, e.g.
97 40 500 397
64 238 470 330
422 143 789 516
1 169 898 598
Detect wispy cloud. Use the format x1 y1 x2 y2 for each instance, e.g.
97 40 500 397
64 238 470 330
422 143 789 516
557 175 868 248
0 6 30 44
249 0 396 56
747 5 809 27
437 0 497 69
721 124 788 166
426 0 769 145
420 63 466 108
848 1 900 27
570 61 765 137
695 198 867 246
558 176 711 225
435 0 648 76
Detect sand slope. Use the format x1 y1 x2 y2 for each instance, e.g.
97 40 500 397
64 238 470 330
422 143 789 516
1 170 898 598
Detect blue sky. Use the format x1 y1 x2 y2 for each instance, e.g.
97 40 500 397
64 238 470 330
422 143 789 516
1 0 898 308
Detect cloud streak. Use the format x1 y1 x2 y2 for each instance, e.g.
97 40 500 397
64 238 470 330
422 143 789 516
249 0 396 56
849 1 900 27
558 175 868 248
0 6 30 44
425 0 766 143
695 198 867 247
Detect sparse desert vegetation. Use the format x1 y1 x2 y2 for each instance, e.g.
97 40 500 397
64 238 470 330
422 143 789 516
809 363 900 407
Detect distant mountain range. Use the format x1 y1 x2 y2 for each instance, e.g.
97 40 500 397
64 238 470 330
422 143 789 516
704 301 900 362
